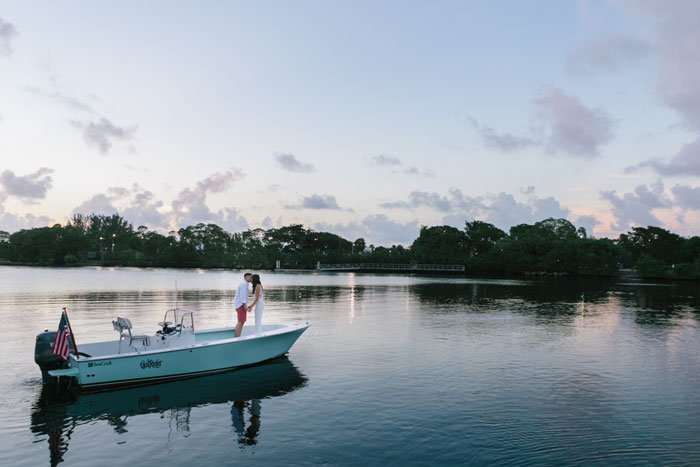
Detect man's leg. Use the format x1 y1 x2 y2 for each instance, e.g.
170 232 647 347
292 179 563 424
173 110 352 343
235 305 245 337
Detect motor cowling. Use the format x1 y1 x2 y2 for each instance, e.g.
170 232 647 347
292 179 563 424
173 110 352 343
34 331 73 382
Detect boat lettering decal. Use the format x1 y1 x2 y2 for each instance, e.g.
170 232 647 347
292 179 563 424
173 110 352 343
88 361 112 368
140 359 163 369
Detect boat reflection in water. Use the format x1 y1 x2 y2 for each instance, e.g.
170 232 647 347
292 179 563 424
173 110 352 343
31 357 307 465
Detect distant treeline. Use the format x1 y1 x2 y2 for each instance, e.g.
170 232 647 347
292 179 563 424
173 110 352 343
1 214 699 279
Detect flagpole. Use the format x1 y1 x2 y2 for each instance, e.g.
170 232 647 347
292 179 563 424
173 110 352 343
62 307 79 357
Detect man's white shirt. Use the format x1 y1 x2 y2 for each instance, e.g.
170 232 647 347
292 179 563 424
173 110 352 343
234 280 249 309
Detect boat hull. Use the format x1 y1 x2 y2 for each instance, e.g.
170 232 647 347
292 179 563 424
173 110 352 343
60 324 308 391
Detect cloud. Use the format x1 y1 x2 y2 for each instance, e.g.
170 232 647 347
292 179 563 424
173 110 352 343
380 187 572 232
369 155 402 166
467 88 615 158
285 193 349 211
315 214 420 246
73 184 168 230
217 207 250 233
0 187 54 233
600 180 669 230
480 193 569 231
381 188 485 218
567 34 653 75
0 212 52 233
0 168 53 201
368 154 435 177
108 186 135 200
623 1 700 132
483 193 541 230
381 190 464 212
274 153 314 173
0 176 55 233
120 190 167 230
532 196 570 220
466 117 540 152
574 215 599 236
534 87 615 158
0 17 18 57
71 118 137 154
25 86 96 114
72 173 249 232
26 63 102 114
402 166 435 177
671 184 700 210
26 66 144 159
300 194 342 210
171 168 246 227
73 193 118 216
618 2 700 177
628 136 700 177
195 170 242 194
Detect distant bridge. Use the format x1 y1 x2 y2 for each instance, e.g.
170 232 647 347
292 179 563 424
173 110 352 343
317 263 465 273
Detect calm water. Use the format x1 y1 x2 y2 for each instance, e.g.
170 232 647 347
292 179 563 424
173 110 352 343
1 266 699 466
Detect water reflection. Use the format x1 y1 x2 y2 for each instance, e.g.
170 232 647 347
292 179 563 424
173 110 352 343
619 282 700 325
409 278 615 306
231 399 261 446
30 357 307 465
409 278 700 326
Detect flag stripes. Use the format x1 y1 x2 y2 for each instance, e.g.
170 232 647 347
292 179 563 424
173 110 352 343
51 312 70 360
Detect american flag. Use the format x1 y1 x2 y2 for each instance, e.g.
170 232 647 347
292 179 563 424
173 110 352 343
51 312 70 361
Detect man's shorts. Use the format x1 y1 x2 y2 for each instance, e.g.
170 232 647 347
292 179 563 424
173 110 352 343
236 305 247 323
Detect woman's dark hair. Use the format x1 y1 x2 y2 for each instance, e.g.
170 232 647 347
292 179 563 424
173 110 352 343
251 274 262 292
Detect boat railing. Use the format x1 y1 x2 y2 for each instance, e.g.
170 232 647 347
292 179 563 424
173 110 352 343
162 308 179 327
160 307 197 334
180 311 195 334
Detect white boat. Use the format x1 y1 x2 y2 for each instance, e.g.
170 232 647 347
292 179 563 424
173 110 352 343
36 308 309 391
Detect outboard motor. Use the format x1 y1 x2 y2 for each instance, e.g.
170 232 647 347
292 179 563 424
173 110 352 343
34 330 74 382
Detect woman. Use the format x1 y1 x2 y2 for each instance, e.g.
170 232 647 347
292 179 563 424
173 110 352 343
248 274 265 334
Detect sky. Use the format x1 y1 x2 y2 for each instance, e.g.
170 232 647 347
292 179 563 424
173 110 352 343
1 0 700 246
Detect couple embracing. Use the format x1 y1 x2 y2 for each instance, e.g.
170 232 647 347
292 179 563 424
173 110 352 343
233 272 264 338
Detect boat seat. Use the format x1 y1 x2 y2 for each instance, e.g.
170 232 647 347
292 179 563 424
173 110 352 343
113 317 150 351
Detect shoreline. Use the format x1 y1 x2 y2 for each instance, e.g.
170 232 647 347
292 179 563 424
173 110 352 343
1 261 689 282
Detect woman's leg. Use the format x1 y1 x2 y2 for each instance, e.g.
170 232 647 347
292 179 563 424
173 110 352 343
255 304 263 333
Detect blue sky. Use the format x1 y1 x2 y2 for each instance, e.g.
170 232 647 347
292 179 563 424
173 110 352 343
2 1 700 245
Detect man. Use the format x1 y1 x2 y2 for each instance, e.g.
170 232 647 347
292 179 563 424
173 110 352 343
233 272 253 338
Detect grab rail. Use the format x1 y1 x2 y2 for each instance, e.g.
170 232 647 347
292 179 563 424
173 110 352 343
162 308 179 326
180 312 194 334
160 308 196 335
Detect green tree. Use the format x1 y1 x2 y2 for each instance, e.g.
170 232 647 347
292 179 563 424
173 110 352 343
410 225 468 264
0 230 10 260
9 226 60 265
618 226 684 265
464 220 506 256
636 254 669 279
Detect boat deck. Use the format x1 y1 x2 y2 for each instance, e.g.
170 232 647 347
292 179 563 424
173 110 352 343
74 324 295 359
